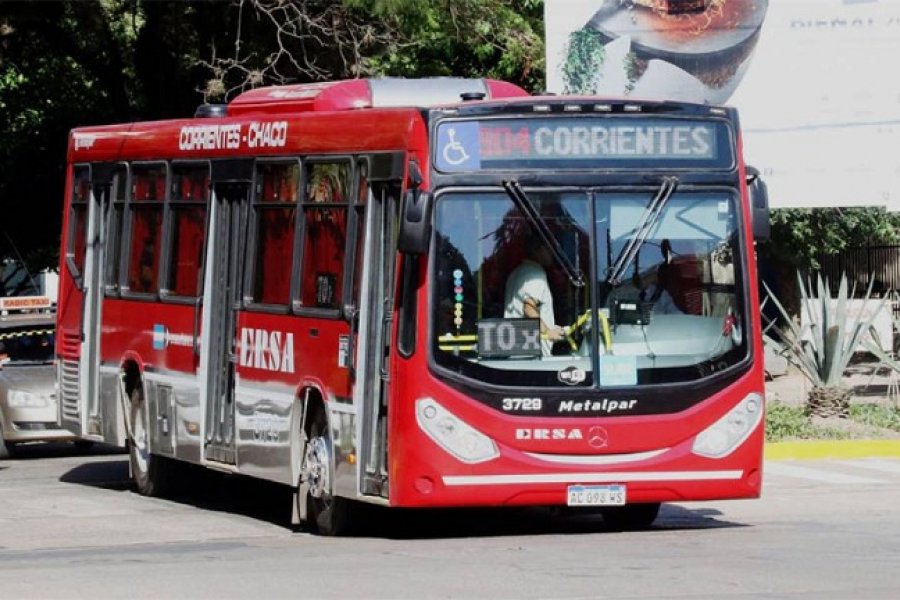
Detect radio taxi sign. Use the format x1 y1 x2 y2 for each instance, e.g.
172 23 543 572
0 296 52 312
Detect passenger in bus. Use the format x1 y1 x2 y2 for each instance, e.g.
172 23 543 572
610 240 684 316
645 241 684 315
504 232 566 356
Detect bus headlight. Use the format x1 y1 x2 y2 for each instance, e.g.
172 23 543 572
6 390 48 408
416 397 499 464
692 393 763 459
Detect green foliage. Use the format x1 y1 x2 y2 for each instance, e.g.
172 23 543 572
0 1 230 270
849 404 900 431
864 335 900 378
767 207 900 270
763 271 891 419
863 301 900 380
352 0 545 92
560 28 606 95
765 401 900 441
764 272 888 390
765 402 848 442
1 0 547 271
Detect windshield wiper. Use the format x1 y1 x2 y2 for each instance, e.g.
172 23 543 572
606 176 679 286
502 180 585 288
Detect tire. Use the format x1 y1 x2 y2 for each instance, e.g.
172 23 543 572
601 502 661 531
299 410 352 536
0 428 14 460
128 384 169 497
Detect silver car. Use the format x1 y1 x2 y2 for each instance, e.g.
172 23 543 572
0 311 79 458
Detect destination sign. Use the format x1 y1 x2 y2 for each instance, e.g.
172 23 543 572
434 117 732 172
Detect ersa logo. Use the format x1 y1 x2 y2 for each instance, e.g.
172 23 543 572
515 428 583 441
239 328 295 374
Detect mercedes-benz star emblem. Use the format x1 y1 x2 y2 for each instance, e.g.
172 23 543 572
587 425 609 449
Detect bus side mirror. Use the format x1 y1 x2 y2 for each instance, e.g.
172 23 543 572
747 166 770 241
397 162 432 255
398 189 433 255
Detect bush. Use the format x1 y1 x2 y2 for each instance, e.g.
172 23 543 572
848 404 900 432
766 401 900 441
765 402 846 441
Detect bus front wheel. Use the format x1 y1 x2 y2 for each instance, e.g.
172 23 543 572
128 385 169 497
300 410 351 536
600 502 661 531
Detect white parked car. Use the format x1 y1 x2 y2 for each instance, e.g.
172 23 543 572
0 306 81 458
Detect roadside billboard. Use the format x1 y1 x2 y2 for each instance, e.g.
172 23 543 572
545 0 900 210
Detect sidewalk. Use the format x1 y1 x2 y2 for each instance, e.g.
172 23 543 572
764 359 900 460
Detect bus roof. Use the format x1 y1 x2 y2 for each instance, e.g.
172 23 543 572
67 78 530 162
227 78 529 116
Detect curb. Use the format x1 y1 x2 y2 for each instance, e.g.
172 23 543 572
765 439 900 461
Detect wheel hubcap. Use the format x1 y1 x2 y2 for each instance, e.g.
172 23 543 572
132 403 149 473
302 436 332 500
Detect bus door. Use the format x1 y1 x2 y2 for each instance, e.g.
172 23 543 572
199 160 252 465
59 163 114 438
355 178 398 497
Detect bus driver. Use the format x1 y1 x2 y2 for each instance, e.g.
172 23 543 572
503 233 566 356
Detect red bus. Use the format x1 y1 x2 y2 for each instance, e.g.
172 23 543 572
57 77 770 534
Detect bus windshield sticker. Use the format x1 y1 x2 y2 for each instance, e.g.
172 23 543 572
476 318 542 358
315 273 336 307
437 121 480 171
598 354 638 386
435 117 731 172
558 365 587 385
338 334 350 368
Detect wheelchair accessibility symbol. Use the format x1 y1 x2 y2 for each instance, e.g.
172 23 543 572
436 122 479 171
442 128 470 166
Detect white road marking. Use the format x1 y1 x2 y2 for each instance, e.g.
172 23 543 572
837 458 900 475
766 462 886 485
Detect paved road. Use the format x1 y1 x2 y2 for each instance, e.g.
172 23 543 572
2 443 900 599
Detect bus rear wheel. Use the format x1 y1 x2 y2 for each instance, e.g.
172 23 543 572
300 411 351 536
600 502 661 531
128 384 169 497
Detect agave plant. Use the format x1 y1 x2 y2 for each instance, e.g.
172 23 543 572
863 293 900 386
762 272 889 418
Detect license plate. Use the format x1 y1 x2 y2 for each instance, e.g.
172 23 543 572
566 484 626 507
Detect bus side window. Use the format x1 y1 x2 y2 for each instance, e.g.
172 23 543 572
67 166 91 285
350 162 369 305
104 165 128 295
166 164 209 298
126 164 166 295
251 161 299 306
300 162 351 309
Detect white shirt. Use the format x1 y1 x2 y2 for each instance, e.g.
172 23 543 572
504 259 556 356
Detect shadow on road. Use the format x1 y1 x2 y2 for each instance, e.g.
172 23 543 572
58 459 131 490
59 458 295 527
4 440 125 461
57 456 748 538
351 502 746 540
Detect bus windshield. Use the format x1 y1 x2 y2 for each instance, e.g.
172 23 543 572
0 323 55 366
431 187 747 388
